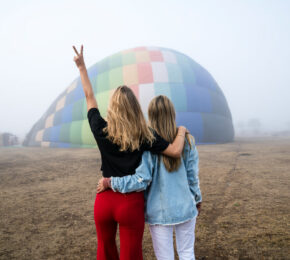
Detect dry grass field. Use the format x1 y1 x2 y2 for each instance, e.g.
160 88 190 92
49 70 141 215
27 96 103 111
0 137 289 260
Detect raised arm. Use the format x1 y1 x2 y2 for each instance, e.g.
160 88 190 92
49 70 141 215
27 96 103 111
73 45 98 111
162 126 187 158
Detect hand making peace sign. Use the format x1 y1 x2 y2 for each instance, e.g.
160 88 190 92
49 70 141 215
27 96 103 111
73 45 85 70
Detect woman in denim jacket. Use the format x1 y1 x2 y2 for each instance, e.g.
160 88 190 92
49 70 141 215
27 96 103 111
98 95 202 260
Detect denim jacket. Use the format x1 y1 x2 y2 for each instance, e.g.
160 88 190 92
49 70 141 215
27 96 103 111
111 137 202 225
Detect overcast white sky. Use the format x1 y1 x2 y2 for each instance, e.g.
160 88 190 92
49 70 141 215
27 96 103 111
1 0 290 139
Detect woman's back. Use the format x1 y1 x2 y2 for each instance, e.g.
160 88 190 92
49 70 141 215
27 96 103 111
88 108 169 177
145 137 201 225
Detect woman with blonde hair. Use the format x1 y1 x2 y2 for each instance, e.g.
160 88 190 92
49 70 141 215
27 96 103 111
98 95 202 260
73 46 187 260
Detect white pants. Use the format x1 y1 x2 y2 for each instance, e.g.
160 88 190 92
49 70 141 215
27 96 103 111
149 217 196 260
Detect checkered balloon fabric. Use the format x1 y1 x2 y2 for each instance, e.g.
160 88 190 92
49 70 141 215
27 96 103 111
24 46 234 148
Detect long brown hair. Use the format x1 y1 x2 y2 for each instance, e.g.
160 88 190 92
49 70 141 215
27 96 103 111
148 95 193 172
104 85 154 151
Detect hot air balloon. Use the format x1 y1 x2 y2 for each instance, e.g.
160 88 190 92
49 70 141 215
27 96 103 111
24 46 234 148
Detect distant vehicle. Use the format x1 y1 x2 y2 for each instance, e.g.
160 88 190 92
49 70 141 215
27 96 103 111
0 133 19 146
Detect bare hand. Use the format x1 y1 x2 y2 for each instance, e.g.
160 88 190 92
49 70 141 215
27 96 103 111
196 202 202 216
73 45 86 70
97 178 106 193
178 126 188 136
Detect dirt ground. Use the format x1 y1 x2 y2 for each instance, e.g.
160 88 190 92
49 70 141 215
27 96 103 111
0 137 289 260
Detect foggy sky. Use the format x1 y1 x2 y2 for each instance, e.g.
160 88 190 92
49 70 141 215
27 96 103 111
1 0 290 139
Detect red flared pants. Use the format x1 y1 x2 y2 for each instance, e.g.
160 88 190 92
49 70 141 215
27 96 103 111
94 189 144 260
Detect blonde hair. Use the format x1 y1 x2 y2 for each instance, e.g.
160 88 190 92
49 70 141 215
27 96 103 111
104 85 154 151
148 95 194 172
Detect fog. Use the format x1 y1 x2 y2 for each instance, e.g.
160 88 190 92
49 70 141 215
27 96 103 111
0 0 289 140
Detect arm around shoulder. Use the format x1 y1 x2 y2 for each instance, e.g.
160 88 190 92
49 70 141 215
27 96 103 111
162 126 187 158
111 151 155 193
